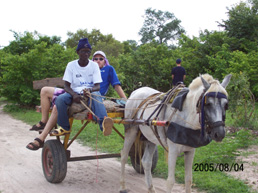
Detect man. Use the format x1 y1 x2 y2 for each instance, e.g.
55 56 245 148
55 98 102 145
171 58 186 86
54 38 107 136
26 39 122 150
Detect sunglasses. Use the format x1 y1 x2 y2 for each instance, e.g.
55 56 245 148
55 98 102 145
93 57 104 61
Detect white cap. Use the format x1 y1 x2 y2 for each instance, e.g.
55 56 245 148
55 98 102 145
93 51 106 58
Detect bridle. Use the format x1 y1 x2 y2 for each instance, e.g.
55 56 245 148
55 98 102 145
197 91 228 137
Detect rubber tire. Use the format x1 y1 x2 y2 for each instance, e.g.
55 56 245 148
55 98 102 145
42 139 67 183
130 144 158 174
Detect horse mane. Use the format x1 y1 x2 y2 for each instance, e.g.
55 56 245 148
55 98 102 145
189 74 228 96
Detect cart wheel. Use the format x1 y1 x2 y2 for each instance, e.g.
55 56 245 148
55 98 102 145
130 144 158 174
42 140 67 183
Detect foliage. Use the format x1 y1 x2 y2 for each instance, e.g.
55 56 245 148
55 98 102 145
139 8 185 46
91 37 124 57
66 28 106 49
0 38 77 105
119 41 173 94
218 0 258 51
122 40 138 54
66 28 125 56
226 72 257 128
3 31 62 55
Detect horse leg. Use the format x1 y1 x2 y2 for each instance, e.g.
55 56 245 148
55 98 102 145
166 142 178 193
141 142 157 193
119 125 138 193
184 149 195 193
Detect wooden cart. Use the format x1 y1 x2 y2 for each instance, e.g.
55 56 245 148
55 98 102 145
41 108 160 183
33 78 159 183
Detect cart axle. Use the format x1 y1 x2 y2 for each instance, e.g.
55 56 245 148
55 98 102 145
67 153 121 162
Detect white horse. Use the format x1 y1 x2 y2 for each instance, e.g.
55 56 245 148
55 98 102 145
120 74 232 193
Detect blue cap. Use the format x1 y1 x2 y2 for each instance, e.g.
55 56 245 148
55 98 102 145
176 59 181 64
76 38 92 51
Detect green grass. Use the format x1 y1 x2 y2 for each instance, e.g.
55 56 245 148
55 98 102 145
225 103 258 130
71 119 125 154
3 103 258 193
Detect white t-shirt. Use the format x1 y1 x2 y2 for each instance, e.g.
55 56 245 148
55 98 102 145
63 59 102 94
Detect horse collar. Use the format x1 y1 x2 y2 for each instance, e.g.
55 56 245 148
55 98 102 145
200 92 228 137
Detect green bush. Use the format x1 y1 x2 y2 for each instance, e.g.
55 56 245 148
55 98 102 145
226 72 257 129
0 43 77 106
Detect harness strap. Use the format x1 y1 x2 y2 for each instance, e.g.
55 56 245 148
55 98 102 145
150 123 168 152
131 92 169 152
146 84 184 123
131 93 161 120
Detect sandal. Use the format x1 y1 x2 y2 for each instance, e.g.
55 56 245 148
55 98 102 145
50 127 71 136
30 121 46 131
26 138 44 151
103 117 113 136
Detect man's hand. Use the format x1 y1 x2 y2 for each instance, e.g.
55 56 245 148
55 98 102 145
83 88 91 97
73 93 81 103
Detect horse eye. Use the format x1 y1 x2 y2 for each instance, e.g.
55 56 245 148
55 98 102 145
205 102 211 107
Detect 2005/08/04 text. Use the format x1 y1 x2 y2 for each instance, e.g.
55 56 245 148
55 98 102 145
194 163 244 172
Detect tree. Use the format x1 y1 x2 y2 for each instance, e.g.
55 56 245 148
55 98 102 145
218 0 258 51
139 8 185 45
119 41 173 94
3 31 62 55
122 40 138 54
0 32 76 105
65 29 124 57
65 29 107 49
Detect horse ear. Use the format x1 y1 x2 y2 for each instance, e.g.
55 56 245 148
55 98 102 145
200 75 210 90
221 74 232 88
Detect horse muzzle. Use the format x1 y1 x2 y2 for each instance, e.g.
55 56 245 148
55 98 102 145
207 121 225 142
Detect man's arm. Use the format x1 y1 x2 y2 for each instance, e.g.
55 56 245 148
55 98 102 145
64 81 81 103
64 81 75 96
91 83 100 92
172 74 174 80
183 75 186 81
114 85 127 99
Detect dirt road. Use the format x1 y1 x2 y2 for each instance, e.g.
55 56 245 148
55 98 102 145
0 104 205 193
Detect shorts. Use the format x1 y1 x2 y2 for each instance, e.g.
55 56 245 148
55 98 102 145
52 88 65 106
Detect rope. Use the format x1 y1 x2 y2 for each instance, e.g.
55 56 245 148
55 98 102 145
80 99 99 120
95 124 99 183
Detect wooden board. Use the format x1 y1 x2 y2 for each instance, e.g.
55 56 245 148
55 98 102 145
33 77 64 90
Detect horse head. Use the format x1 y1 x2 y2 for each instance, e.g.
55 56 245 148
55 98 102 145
200 74 232 142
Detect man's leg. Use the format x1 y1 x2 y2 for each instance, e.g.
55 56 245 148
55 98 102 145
55 92 73 131
90 91 112 135
90 92 107 130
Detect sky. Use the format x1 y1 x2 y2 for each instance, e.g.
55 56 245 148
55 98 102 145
0 0 242 47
